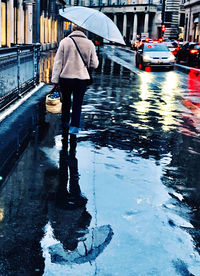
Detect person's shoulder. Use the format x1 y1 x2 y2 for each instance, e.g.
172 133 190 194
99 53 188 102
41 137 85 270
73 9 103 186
86 38 95 48
61 37 70 43
58 38 65 46
59 37 72 47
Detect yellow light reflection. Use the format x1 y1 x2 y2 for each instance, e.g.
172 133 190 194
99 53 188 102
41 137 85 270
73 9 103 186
134 100 150 115
160 72 179 131
1 3 6 46
55 20 57 42
133 72 153 121
44 17 48 43
139 72 153 101
40 52 55 84
48 18 52 43
162 72 179 94
64 21 71 30
0 208 4 221
40 14 44 43
51 20 54 43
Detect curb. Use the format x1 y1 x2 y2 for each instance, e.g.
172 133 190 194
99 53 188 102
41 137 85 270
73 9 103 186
0 83 45 123
175 64 200 75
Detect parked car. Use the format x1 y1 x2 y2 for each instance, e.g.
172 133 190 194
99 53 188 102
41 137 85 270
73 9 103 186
135 42 176 70
131 38 153 50
141 38 153 43
163 41 179 56
176 42 200 68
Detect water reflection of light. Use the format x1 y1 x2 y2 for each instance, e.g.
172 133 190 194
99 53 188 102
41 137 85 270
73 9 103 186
40 52 56 84
134 100 150 114
162 72 179 94
188 69 200 94
41 221 60 274
0 208 4 221
160 72 179 131
139 72 153 101
134 72 153 117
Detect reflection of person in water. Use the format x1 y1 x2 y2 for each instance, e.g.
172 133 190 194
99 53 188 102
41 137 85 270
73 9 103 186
49 134 113 264
56 134 88 208
49 134 92 253
48 135 113 265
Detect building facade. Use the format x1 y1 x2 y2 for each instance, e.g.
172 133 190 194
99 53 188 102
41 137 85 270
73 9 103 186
68 0 185 42
0 0 190 49
77 0 164 43
0 0 65 48
184 0 200 42
163 0 182 39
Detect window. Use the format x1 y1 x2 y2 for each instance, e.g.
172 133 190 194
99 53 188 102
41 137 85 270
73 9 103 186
144 43 169 51
165 12 172 23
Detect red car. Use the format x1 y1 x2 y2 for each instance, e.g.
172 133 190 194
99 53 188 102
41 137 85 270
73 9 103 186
176 42 200 68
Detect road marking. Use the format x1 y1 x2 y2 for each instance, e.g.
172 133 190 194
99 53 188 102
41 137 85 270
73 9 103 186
0 82 45 123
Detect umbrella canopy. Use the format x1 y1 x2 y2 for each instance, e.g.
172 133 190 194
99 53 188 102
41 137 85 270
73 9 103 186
49 225 114 265
59 6 126 45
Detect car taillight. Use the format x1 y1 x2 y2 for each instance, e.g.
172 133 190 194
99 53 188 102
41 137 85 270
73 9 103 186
190 49 198 54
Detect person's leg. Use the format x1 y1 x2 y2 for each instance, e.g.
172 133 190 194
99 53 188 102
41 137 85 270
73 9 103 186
70 80 87 131
59 78 72 128
69 134 77 158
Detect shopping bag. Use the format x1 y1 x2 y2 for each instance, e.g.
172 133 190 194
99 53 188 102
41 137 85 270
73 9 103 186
46 88 62 114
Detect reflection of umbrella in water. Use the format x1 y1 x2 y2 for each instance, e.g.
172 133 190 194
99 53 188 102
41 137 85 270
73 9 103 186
49 224 113 265
59 6 125 45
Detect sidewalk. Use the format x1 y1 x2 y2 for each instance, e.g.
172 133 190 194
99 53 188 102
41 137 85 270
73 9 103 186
0 83 52 180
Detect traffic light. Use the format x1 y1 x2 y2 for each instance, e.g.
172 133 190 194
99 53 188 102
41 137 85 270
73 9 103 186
161 25 166 32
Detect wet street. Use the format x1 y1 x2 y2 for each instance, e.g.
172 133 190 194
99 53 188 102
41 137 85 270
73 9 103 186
0 46 200 275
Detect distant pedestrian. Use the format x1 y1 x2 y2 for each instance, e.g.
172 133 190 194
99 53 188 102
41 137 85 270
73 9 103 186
51 25 99 136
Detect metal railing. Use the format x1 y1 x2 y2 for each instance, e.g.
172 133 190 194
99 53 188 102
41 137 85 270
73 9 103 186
0 44 41 111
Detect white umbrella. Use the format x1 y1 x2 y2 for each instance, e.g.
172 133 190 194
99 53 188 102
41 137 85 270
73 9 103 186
59 6 126 45
49 225 114 265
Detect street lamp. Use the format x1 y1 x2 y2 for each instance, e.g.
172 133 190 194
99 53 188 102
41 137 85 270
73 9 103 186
162 0 166 26
161 0 166 38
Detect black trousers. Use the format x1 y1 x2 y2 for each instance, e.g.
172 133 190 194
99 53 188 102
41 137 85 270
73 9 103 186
59 78 87 128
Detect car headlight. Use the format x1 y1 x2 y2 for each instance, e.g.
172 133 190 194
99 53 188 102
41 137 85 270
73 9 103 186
143 54 151 62
169 54 175 61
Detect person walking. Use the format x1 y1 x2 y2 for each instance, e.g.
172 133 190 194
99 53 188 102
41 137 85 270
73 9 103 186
51 25 99 136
